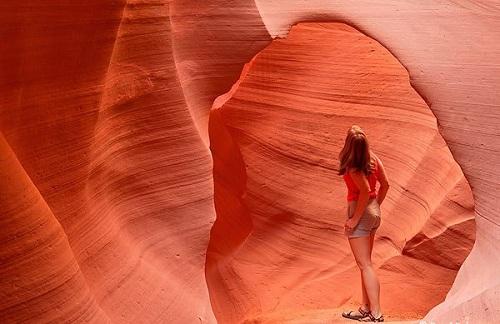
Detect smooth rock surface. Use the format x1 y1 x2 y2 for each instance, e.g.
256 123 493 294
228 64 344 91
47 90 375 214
253 2 500 322
1 1 498 323
1 1 217 323
208 23 475 323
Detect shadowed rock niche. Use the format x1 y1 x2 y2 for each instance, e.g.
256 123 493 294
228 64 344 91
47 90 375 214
206 22 476 323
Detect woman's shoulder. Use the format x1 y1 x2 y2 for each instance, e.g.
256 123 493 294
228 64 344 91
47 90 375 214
370 151 382 164
369 151 380 172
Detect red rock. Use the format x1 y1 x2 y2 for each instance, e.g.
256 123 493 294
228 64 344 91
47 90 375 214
0 134 109 323
1 1 217 323
208 22 475 323
254 3 500 322
1 1 498 323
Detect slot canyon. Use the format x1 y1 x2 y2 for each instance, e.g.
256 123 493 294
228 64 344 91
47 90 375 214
1 1 499 324
208 22 475 323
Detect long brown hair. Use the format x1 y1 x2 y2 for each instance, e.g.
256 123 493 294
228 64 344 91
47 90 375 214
338 125 373 176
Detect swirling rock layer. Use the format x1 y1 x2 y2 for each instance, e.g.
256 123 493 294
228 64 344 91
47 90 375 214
1 1 218 323
1 1 498 323
208 22 475 323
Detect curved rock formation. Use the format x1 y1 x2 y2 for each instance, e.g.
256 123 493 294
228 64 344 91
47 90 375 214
0 1 498 323
0 134 110 323
252 3 500 323
1 1 217 323
208 22 475 323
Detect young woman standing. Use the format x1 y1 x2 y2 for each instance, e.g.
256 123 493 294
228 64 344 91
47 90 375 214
340 125 389 322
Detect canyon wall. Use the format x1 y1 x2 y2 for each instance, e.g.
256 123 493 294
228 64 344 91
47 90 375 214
1 1 499 323
1 1 218 323
208 22 475 323
252 2 500 323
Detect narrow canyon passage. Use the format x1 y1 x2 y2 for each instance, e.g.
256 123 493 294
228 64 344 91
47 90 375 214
206 22 475 323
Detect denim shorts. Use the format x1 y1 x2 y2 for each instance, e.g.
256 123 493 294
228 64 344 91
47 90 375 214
345 198 381 238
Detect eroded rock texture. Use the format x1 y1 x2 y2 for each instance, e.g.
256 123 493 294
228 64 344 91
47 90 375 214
1 1 217 323
208 23 475 323
1 1 498 323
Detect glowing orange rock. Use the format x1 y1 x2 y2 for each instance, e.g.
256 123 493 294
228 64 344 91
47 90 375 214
1 1 498 323
208 22 474 323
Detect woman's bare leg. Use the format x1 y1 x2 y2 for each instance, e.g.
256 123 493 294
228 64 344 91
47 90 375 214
361 232 376 310
349 235 381 317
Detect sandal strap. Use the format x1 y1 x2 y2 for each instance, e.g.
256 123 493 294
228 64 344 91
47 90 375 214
359 311 384 322
342 308 370 320
369 312 384 322
358 306 370 316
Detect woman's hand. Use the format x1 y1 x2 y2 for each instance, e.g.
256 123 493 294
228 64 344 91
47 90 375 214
347 169 370 234
344 217 359 232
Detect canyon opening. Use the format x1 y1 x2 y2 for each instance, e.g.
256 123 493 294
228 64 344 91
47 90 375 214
206 22 476 323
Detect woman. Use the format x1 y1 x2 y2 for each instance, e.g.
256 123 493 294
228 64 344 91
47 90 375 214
339 125 389 322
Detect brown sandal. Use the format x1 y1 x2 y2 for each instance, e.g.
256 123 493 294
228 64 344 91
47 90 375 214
359 311 384 322
341 306 370 320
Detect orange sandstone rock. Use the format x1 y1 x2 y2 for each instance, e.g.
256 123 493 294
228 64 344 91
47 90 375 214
1 1 217 323
1 1 498 323
208 22 475 323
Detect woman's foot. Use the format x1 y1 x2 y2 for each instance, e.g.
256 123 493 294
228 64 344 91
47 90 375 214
359 310 384 322
341 305 370 320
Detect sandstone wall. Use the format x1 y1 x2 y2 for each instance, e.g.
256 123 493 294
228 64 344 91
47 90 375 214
1 1 498 323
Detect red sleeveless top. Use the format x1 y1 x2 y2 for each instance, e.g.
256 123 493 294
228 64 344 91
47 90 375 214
343 158 379 201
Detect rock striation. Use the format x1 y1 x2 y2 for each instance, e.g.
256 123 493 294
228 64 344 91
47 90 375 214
208 22 475 323
1 1 498 323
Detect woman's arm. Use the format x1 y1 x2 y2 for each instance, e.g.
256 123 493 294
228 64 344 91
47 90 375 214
348 170 371 225
375 155 389 205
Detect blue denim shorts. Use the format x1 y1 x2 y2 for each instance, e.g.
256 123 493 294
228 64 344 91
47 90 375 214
345 198 381 238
